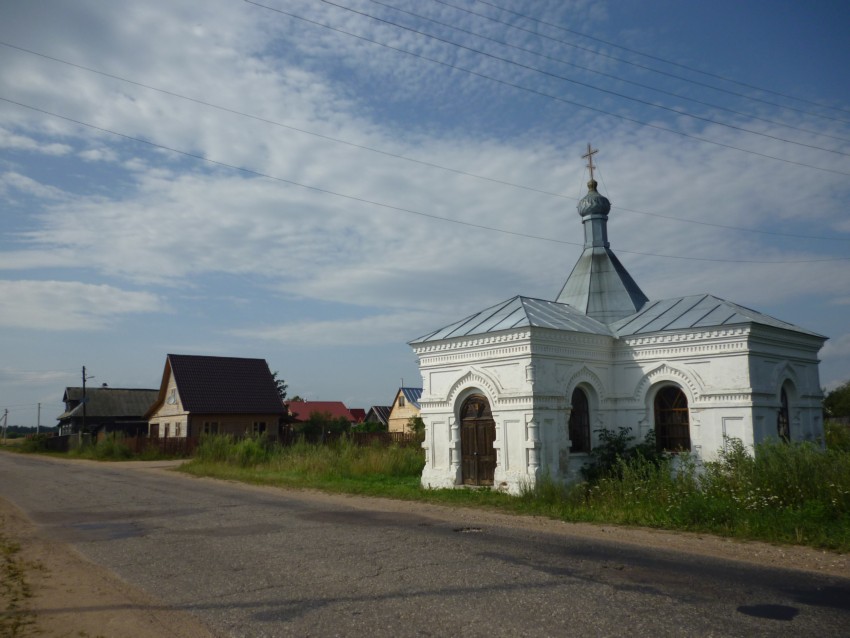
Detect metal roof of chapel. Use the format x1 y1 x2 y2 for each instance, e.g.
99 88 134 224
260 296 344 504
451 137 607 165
611 293 825 338
410 296 613 344
410 294 823 344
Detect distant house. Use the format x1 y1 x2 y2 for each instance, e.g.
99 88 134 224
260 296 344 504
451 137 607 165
349 408 366 424
364 406 391 427
286 400 359 425
387 388 422 433
57 386 159 436
145 354 286 439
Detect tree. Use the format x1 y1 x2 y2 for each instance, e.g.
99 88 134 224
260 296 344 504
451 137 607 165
271 371 288 402
824 380 850 419
296 411 351 440
352 420 388 433
407 416 426 441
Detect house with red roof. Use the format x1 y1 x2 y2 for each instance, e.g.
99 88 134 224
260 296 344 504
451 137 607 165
286 400 361 425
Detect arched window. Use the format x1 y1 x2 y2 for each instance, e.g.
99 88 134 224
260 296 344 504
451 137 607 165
654 386 690 452
777 387 790 442
568 387 591 453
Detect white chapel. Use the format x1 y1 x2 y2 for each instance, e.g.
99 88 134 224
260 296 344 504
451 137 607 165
409 149 826 494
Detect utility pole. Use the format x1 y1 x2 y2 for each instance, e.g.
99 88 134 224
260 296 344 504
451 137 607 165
1 409 7 446
37 402 41 435
81 366 94 436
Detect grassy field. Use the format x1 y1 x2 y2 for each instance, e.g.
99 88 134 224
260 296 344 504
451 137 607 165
179 433 850 552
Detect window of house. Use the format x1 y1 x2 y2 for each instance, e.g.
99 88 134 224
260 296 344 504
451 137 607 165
164 423 170 438
568 388 591 453
654 386 691 452
203 421 219 435
777 388 790 442
399 396 406 407
175 423 181 437
253 421 267 435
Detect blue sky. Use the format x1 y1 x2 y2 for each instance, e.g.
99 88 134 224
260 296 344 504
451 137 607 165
1 0 849 426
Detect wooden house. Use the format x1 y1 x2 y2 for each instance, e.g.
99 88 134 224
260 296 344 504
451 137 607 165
145 354 286 440
387 388 422 433
57 386 159 436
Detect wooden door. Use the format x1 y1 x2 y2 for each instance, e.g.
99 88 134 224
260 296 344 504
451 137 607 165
460 395 496 486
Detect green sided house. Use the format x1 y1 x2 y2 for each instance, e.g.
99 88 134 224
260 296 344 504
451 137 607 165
145 354 287 440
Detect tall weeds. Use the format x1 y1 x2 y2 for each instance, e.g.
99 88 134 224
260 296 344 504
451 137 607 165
188 435 424 484
522 436 850 550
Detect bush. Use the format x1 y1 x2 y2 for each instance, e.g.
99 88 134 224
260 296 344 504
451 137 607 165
19 434 50 453
826 420 850 453
581 427 664 483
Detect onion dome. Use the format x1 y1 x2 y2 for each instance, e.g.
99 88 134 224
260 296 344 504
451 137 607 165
577 179 610 217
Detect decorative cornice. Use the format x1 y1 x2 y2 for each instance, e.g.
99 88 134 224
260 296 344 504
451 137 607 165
412 330 531 354
620 327 750 345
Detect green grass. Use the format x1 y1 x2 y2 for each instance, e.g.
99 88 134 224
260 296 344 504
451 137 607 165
181 434 850 552
183 436 428 498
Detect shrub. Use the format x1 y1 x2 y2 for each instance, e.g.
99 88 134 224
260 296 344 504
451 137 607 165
825 420 850 453
581 427 664 483
93 434 132 460
19 434 50 453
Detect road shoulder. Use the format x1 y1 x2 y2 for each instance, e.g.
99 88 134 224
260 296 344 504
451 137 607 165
0 496 215 638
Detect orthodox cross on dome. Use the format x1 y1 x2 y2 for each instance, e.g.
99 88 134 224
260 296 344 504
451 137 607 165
581 143 598 183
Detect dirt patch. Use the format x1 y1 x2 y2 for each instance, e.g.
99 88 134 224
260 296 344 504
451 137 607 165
0 498 215 638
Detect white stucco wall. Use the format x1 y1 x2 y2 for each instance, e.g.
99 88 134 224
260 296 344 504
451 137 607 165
414 323 825 495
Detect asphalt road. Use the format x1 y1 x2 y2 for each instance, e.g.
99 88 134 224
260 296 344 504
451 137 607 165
1 453 848 637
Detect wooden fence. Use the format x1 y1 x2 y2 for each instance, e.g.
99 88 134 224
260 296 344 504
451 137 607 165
37 430 419 458
120 435 200 457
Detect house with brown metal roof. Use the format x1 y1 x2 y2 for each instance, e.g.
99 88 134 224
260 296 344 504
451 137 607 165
145 354 287 440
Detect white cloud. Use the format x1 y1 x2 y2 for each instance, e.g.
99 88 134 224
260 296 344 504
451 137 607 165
0 280 162 330
822 333 850 360
0 367 72 386
0 171 67 200
78 147 118 162
229 311 440 347
0 127 72 156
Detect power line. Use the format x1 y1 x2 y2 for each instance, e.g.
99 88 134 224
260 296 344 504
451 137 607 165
317 0 850 158
243 0 850 176
3 96 848 264
5 40 847 243
436 0 850 123
366 0 850 146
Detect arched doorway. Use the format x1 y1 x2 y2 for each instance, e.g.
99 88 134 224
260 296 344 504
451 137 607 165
777 387 790 442
568 387 591 453
654 386 691 452
460 395 496 486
